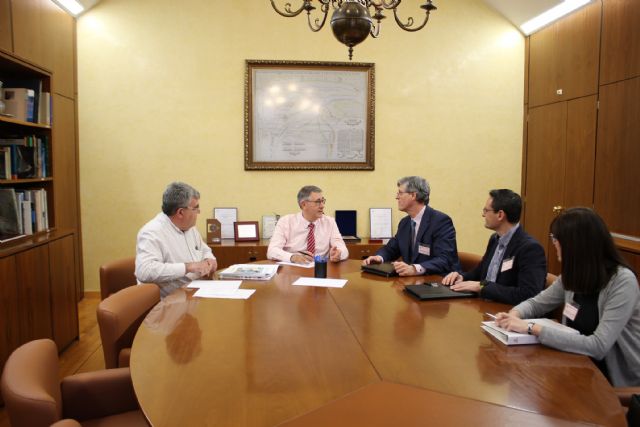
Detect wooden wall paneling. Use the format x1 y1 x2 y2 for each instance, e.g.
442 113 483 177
600 0 640 85
0 0 12 53
52 94 78 231
523 102 567 270
0 256 19 383
563 95 597 208
48 1 75 98
619 249 640 274
16 244 52 343
10 0 44 66
523 37 529 105
594 77 640 237
49 235 78 350
529 2 601 107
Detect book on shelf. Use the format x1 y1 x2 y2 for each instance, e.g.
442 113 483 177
3 78 43 123
0 136 49 179
481 318 579 346
0 188 21 239
0 147 10 179
3 88 35 122
37 92 51 126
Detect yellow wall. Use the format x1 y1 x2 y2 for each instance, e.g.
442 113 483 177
77 0 524 292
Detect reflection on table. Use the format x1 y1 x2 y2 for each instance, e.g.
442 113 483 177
130 260 625 426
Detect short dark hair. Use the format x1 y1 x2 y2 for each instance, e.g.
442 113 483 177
550 207 630 293
489 189 522 223
162 182 200 216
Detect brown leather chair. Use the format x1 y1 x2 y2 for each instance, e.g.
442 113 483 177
97 283 160 369
0 339 146 427
99 257 137 300
458 251 482 272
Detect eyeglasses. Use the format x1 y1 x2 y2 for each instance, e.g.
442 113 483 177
396 191 414 197
306 198 326 205
482 208 497 214
182 206 200 212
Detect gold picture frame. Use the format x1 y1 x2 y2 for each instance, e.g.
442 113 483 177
245 59 375 170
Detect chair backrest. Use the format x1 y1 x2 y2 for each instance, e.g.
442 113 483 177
458 251 482 272
99 257 137 300
97 283 161 369
1 339 62 426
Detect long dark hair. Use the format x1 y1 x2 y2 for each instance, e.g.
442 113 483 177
550 207 629 294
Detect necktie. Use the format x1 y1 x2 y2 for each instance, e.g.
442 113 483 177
306 222 315 255
408 220 416 261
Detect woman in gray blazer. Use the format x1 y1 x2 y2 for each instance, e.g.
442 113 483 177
495 207 640 387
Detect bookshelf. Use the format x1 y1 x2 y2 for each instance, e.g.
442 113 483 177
0 1 80 397
0 53 53 241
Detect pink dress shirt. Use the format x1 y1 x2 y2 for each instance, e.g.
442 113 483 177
267 212 349 262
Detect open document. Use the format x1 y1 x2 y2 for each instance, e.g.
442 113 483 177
481 318 578 345
218 264 278 280
292 277 347 288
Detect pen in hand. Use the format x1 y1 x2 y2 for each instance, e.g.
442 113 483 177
484 312 497 320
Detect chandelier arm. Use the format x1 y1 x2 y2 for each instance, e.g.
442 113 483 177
393 7 431 32
370 20 381 38
270 0 307 17
307 3 330 32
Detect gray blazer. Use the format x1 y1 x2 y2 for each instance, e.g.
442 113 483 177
513 267 640 387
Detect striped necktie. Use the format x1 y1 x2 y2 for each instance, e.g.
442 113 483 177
306 222 316 255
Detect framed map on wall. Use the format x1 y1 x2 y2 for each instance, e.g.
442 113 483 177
244 60 375 170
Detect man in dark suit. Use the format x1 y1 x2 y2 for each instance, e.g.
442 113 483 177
362 176 460 276
442 189 547 305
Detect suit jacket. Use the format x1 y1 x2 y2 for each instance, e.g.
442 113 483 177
376 206 460 275
463 226 547 305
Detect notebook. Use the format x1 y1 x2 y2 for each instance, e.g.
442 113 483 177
404 283 476 300
361 263 398 277
335 210 361 243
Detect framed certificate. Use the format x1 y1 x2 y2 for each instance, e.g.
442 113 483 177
214 207 238 239
370 208 393 239
234 221 260 242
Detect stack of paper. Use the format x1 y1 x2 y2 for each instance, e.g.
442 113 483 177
218 264 278 280
188 280 255 299
292 277 348 288
481 318 579 346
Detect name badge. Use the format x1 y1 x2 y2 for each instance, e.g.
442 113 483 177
500 257 514 272
418 244 430 256
563 302 580 321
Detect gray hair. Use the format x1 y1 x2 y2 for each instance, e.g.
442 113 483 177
397 176 430 204
297 185 322 207
162 182 200 216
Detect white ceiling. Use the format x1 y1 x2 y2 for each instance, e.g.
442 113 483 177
481 0 564 30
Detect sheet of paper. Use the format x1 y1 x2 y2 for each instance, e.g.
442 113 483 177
277 260 314 269
193 288 255 299
187 280 242 294
370 208 393 239
292 277 348 288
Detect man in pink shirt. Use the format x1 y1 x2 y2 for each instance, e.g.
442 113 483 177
267 185 349 264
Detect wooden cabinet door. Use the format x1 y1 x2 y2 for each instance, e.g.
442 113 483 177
595 77 640 237
0 0 12 53
0 256 20 386
11 0 45 66
524 97 597 273
600 0 640 84
16 243 52 343
48 1 75 98
529 1 600 107
49 235 78 350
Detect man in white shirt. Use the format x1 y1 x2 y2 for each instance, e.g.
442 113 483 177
135 182 217 297
267 185 349 264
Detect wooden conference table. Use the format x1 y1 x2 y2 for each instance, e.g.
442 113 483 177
130 260 626 426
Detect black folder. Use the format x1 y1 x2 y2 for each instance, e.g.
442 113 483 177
404 283 476 300
361 263 398 277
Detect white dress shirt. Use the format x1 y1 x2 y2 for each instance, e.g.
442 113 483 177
135 213 215 297
267 212 349 262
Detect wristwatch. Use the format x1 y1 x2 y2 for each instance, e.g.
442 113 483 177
527 322 535 335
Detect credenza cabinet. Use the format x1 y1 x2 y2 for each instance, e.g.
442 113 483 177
0 230 79 403
209 240 385 269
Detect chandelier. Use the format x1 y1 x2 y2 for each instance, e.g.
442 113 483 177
270 0 437 60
